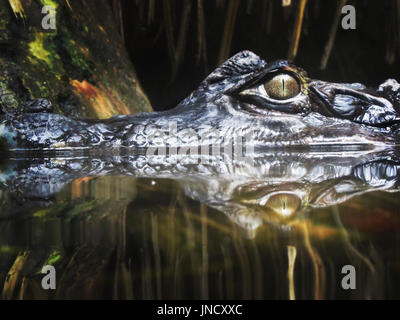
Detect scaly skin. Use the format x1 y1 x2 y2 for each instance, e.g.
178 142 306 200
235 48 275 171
1 51 400 152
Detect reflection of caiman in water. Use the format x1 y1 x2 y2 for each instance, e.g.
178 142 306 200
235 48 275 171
2 149 400 237
1 51 400 236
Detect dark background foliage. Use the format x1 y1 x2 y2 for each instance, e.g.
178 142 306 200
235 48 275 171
112 0 400 111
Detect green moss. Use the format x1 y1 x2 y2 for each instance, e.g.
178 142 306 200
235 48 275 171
62 200 98 219
33 207 53 218
63 37 91 71
23 28 66 105
46 250 61 265
0 80 19 109
35 250 62 274
28 32 55 68
32 203 68 219
20 71 51 100
2 0 152 119
40 0 58 10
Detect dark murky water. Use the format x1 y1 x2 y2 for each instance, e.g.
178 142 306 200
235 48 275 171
1 151 400 299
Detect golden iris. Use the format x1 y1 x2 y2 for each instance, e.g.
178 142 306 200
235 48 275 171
264 74 300 100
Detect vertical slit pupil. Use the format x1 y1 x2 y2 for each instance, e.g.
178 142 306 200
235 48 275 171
263 73 300 100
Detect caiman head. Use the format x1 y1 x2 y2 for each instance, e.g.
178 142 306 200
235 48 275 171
1 50 400 151
169 50 400 150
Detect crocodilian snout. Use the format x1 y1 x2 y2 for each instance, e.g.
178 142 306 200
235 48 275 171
287 79 400 148
308 80 400 128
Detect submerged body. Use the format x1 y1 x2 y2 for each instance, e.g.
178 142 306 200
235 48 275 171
1 51 400 152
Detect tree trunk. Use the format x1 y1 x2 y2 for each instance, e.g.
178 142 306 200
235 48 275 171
0 0 152 119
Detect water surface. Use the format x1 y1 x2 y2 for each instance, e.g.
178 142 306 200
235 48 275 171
0 151 400 299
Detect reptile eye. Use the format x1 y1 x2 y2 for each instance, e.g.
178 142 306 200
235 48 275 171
264 74 300 100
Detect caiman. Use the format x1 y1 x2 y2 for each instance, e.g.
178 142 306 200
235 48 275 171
1 51 400 236
1 50 400 152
